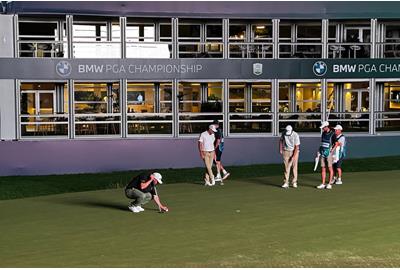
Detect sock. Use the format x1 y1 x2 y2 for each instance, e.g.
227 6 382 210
338 177 341 181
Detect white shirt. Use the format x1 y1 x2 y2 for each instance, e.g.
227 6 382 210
199 131 215 152
282 131 300 151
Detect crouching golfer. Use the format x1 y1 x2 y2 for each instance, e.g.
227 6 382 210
124 172 168 213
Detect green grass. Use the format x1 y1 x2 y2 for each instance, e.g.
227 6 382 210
0 170 399 267
1 155 400 200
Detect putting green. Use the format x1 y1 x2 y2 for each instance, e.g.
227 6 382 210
1 170 400 267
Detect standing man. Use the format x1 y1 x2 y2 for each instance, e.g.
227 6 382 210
316 121 335 189
332 124 346 185
124 171 168 213
198 125 218 186
212 119 230 184
279 125 300 188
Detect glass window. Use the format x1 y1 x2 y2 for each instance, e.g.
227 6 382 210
178 82 201 113
252 82 272 113
74 82 120 136
19 82 68 137
126 24 155 42
252 24 273 41
179 24 201 38
229 82 246 113
229 25 246 41
160 24 172 41
127 83 155 113
297 25 322 40
295 83 321 113
207 25 222 39
160 83 173 113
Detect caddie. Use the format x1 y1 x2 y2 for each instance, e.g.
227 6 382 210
316 121 335 190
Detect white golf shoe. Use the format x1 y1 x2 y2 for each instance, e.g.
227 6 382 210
222 172 230 180
136 206 145 212
335 179 343 185
282 183 289 189
129 206 141 213
316 184 326 189
326 184 333 189
292 183 298 188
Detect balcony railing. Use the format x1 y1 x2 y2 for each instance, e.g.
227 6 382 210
19 114 69 137
328 43 371 58
229 42 273 58
18 40 68 58
178 41 224 58
126 42 172 58
72 41 121 58
279 42 322 58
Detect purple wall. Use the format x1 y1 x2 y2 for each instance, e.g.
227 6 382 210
1 135 400 176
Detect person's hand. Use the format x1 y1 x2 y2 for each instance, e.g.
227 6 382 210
161 205 169 212
279 149 283 155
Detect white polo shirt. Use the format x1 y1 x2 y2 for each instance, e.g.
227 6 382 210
282 131 300 151
199 131 215 152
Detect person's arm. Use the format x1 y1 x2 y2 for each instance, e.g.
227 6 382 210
153 194 168 211
279 137 283 155
140 175 155 189
291 144 299 161
198 140 205 159
215 137 221 150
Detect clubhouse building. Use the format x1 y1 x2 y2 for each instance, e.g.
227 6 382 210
1 1 400 175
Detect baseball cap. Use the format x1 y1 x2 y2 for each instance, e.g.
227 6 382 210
152 172 163 184
334 124 343 131
319 121 330 129
209 124 217 132
285 125 293 135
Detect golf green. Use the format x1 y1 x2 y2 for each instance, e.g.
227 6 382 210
1 170 399 267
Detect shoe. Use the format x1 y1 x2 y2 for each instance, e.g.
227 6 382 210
129 206 141 213
136 206 145 212
326 184 332 189
282 183 289 189
335 180 343 185
316 184 326 189
204 181 212 186
292 183 298 188
332 176 337 183
222 172 230 180
211 178 216 186
215 176 222 182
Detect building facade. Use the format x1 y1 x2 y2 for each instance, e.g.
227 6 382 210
1 1 400 175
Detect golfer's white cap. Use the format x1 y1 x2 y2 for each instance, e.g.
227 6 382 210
285 125 293 135
152 172 163 184
320 121 330 129
209 124 217 132
334 124 343 131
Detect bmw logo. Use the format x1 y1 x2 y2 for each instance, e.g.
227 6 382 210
56 61 72 77
313 61 327 76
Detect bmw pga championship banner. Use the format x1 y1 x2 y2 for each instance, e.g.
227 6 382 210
2 58 400 80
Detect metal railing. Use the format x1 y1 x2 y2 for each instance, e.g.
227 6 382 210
178 41 224 58
19 114 69 137
228 42 273 58
18 40 68 58
126 41 172 58
74 113 121 136
127 113 173 135
278 42 322 58
328 43 371 58
228 112 273 134
72 41 121 58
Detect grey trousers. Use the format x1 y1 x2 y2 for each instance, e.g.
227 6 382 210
125 188 152 207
